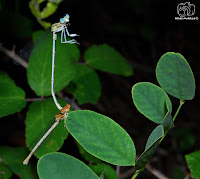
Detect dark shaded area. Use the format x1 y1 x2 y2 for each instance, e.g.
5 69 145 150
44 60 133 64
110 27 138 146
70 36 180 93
0 0 200 178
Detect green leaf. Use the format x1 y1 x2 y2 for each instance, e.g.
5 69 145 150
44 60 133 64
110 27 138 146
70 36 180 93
135 125 164 170
0 71 26 118
38 152 98 179
89 163 118 179
27 31 80 96
132 82 172 124
84 44 133 77
0 163 12 179
29 1 39 18
38 20 51 29
77 142 102 164
0 147 37 179
40 2 58 19
68 64 101 104
25 98 68 158
185 151 200 179
156 52 195 100
65 110 136 166
162 111 174 134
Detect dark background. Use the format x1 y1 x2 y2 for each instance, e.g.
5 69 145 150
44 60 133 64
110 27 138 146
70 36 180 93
0 0 200 178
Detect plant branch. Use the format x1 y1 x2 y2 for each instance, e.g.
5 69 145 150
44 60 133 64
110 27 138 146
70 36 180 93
145 163 169 179
25 98 44 102
0 43 28 68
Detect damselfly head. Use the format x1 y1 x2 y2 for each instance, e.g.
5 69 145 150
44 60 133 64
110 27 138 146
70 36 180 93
60 14 70 24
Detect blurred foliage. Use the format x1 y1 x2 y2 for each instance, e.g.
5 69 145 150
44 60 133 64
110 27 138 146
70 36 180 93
185 151 200 179
29 0 62 28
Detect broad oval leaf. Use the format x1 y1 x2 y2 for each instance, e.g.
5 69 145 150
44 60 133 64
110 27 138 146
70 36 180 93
37 152 98 179
185 150 200 179
67 64 101 104
156 52 195 100
132 82 172 124
0 71 26 118
135 125 164 170
25 98 68 158
84 44 133 77
0 147 37 179
27 31 80 96
65 110 136 166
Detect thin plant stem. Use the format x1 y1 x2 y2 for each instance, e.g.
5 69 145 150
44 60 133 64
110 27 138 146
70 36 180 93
172 100 185 121
51 32 62 110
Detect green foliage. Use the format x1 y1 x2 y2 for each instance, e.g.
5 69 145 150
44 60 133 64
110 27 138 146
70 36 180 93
132 82 172 124
156 52 195 100
89 163 118 179
135 125 164 170
27 30 133 104
29 0 62 28
76 142 102 164
131 52 195 177
84 44 133 77
65 110 136 166
25 98 68 158
162 111 174 134
0 71 26 118
0 147 37 179
68 64 101 104
0 163 12 179
37 152 99 179
27 31 79 96
185 151 200 179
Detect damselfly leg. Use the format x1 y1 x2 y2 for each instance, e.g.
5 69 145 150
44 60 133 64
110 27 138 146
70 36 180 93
61 27 79 44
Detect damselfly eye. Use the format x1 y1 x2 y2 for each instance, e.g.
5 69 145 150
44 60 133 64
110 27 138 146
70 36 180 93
60 18 65 23
65 14 70 18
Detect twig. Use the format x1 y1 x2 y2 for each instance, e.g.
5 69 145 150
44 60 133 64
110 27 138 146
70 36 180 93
146 163 169 179
0 43 28 68
25 98 44 102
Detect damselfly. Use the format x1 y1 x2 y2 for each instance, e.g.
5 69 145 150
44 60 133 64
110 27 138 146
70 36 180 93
23 14 78 165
